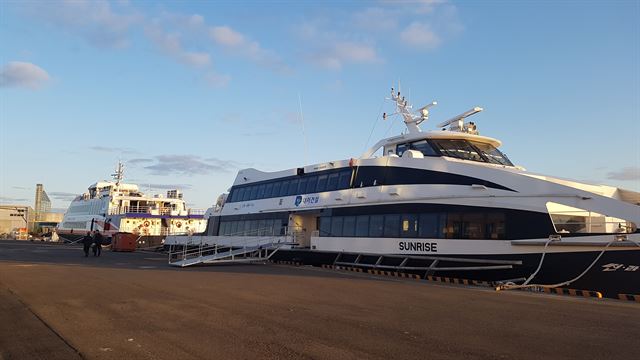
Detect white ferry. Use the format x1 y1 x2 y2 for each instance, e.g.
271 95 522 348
57 163 206 246
167 88 639 298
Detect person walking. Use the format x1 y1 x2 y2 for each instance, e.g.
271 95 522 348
92 231 103 257
82 231 93 257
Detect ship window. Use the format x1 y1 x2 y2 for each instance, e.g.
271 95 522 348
242 187 251 201
279 180 289 197
298 178 308 194
419 213 442 238
369 215 384 237
264 183 273 198
220 222 228 236
331 216 344 237
229 221 238 235
485 213 506 239
327 173 339 191
470 142 513 166
338 170 351 189
257 185 266 199
258 219 267 235
249 186 258 200
400 214 418 237
316 175 328 192
355 215 369 237
272 182 281 197
431 139 485 162
306 176 318 193
396 143 408 157
288 179 299 195
250 220 258 236
319 217 331 236
383 214 400 237
410 140 438 156
343 216 356 237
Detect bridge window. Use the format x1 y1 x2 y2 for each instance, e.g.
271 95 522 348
316 175 328 192
431 139 484 162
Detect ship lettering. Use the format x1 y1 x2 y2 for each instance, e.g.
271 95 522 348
399 241 437 252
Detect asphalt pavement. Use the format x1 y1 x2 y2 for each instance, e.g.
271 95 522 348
0 240 638 360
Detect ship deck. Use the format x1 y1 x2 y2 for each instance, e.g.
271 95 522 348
0 240 638 360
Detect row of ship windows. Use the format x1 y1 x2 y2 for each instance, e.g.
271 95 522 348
319 212 506 240
218 219 286 236
227 169 352 203
67 203 102 215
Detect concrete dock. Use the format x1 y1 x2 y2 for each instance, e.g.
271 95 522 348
0 240 638 360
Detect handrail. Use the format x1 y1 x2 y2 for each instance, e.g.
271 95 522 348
167 232 295 266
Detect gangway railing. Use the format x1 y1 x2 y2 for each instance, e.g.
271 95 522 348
167 232 296 267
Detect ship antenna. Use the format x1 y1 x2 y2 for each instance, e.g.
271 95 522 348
111 161 124 185
385 84 436 135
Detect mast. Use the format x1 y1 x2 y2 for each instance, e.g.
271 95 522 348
384 87 437 135
111 161 124 186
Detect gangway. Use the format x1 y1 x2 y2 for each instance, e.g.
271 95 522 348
168 235 296 267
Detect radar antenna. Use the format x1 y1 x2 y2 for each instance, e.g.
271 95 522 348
111 161 124 185
436 107 483 134
383 86 436 135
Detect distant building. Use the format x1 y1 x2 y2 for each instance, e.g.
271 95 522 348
0 205 32 239
34 183 51 221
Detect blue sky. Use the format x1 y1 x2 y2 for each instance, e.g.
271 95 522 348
1 0 639 210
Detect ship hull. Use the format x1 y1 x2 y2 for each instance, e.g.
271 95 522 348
269 248 640 298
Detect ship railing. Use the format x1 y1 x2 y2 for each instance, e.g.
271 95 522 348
188 208 206 216
167 229 295 267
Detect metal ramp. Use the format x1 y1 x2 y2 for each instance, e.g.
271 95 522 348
168 236 295 268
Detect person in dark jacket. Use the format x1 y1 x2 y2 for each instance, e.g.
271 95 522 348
82 232 93 257
92 231 103 257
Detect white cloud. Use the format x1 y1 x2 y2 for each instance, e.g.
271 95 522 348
311 42 381 70
209 25 290 72
144 25 210 68
210 26 245 46
0 62 50 89
204 72 231 87
400 22 441 49
26 0 139 48
352 7 398 31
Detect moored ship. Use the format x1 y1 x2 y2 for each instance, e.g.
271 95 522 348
57 162 206 247
167 88 639 298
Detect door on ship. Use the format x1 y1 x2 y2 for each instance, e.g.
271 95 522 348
288 211 319 248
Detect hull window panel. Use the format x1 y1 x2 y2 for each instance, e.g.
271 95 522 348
401 214 418 238
384 214 400 237
418 213 442 238
288 179 300 196
271 182 281 198
331 217 344 237
316 175 328 193
327 173 339 191
306 176 318 193
279 180 290 197
257 185 266 199
264 183 274 198
369 215 384 237
355 215 369 237
319 217 331 236
298 178 308 195
343 216 356 237
338 170 352 189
